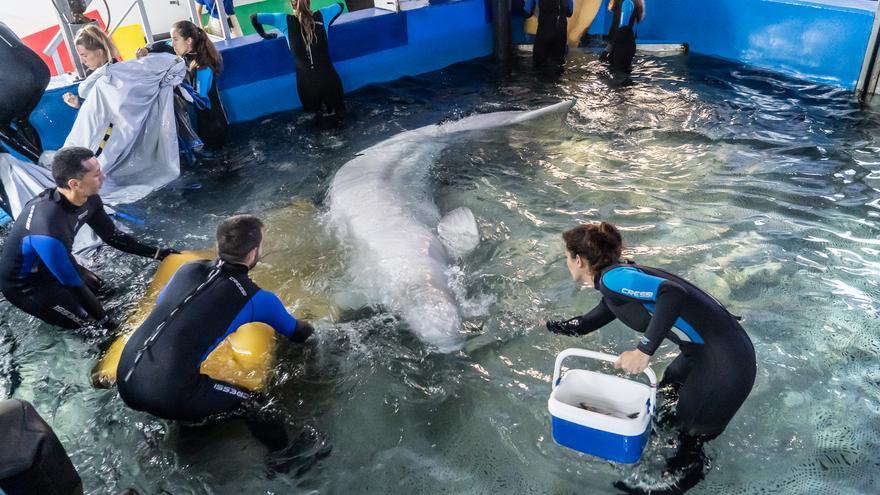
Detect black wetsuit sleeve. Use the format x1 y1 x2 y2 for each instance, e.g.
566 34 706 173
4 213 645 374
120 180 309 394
145 41 175 55
86 201 159 258
548 299 617 336
637 280 687 356
290 320 314 343
251 13 270 38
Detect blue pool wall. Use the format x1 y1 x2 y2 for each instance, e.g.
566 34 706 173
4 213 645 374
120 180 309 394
30 0 493 151
627 0 876 89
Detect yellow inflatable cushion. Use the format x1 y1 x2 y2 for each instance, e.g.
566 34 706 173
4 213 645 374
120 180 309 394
91 251 276 391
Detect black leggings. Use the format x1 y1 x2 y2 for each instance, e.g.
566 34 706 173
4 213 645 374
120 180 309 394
118 373 289 451
660 328 756 438
1 267 103 329
298 69 345 116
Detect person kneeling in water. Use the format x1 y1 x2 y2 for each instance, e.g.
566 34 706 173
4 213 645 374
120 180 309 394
251 0 346 118
546 222 756 494
0 147 177 331
116 215 317 469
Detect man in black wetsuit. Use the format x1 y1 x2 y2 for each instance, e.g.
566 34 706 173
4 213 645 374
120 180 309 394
116 215 318 467
0 147 176 330
547 222 756 494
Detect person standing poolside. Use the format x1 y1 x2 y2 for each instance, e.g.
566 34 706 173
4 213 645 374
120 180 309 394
601 0 644 73
251 0 346 117
62 25 122 109
523 0 574 70
195 0 244 38
545 222 756 494
116 215 317 469
0 147 177 330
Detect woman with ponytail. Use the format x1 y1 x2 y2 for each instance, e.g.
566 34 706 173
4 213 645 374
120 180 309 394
62 25 121 109
601 0 645 73
251 0 346 117
137 20 229 150
546 221 755 494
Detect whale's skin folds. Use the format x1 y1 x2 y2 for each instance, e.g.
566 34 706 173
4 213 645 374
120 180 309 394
328 100 575 352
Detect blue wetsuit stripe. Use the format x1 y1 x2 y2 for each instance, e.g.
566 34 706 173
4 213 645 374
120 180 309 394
27 235 82 286
320 3 344 37
524 0 536 15
17 237 38 279
566 0 574 17
198 289 298 363
195 68 214 109
620 0 635 26
602 266 663 301
256 12 289 38
642 302 705 344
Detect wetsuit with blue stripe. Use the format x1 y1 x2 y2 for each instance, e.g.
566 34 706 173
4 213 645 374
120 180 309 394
606 0 639 72
117 260 313 421
524 0 574 68
0 189 160 328
554 261 756 438
251 5 345 115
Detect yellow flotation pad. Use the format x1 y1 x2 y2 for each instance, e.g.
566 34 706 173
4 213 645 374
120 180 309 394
91 251 277 391
524 0 602 47
92 200 340 391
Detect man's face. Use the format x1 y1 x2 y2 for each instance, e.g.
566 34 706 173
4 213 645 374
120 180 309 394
72 158 104 196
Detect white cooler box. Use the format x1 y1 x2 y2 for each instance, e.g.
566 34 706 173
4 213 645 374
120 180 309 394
548 348 657 464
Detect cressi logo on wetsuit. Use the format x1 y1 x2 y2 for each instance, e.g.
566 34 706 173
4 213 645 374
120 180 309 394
116 260 303 421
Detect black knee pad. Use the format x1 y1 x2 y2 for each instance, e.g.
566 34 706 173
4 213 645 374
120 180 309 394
0 399 82 495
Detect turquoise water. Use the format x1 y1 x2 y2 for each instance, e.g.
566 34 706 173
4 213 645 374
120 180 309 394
2 49 880 493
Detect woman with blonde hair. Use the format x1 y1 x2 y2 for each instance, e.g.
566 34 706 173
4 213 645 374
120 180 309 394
62 25 121 109
251 0 346 117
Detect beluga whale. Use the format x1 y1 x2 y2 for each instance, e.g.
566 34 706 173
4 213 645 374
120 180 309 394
328 100 576 352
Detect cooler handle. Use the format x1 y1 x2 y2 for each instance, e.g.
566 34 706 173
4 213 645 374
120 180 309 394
551 348 658 415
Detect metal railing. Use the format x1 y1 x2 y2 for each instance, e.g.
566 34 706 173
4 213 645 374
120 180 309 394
43 0 236 80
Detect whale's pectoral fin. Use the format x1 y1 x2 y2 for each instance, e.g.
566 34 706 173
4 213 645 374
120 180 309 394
438 207 480 259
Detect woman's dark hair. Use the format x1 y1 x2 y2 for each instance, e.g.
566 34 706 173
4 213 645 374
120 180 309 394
52 146 95 188
562 222 623 274
217 215 264 263
172 20 223 74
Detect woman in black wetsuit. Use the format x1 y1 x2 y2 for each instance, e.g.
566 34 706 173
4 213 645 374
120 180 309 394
251 0 345 117
523 0 574 69
546 222 756 494
62 25 121 109
0 21 50 163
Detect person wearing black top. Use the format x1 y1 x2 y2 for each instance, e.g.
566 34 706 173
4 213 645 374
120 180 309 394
546 222 756 494
0 147 177 329
251 0 346 116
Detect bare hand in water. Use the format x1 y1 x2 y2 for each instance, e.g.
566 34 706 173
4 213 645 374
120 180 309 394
614 349 650 374
62 92 80 109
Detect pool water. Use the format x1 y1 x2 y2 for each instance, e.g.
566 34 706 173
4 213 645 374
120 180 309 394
2 48 880 494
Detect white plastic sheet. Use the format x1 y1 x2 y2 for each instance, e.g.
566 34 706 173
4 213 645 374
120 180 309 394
64 53 186 205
